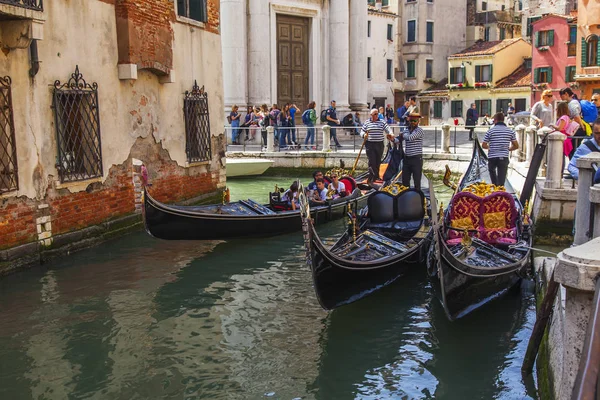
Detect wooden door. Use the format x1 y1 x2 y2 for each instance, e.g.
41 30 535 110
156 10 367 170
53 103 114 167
277 15 309 114
420 101 430 126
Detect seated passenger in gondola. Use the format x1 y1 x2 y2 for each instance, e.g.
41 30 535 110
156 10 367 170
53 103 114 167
281 181 300 210
328 173 346 199
311 178 328 205
307 170 329 197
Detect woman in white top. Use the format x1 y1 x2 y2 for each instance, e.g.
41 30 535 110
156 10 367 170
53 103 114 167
530 89 554 128
328 174 346 199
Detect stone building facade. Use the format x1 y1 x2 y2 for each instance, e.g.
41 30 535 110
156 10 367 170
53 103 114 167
221 0 368 117
367 4 398 110
0 0 224 272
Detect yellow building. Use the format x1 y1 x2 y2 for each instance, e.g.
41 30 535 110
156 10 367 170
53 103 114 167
444 38 532 122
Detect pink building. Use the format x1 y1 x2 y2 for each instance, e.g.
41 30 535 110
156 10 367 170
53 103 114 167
531 14 580 104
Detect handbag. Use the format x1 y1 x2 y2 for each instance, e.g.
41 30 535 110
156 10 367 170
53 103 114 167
227 115 232 124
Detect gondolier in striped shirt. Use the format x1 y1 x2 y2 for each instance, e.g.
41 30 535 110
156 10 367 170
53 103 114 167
388 113 425 189
482 112 519 186
361 108 392 182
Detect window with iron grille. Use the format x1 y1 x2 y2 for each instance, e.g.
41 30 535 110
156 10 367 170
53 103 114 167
184 81 211 163
0 0 43 11
177 0 207 22
451 100 463 118
52 66 103 183
0 76 18 193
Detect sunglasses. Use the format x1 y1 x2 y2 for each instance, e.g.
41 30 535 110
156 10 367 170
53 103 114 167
592 99 599 102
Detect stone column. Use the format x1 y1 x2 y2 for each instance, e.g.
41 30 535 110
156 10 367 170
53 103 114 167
247 1 270 106
513 124 526 163
574 153 600 245
526 125 537 162
266 126 274 152
349 1 367 111
221 0 248 112
544 132 566 189
329 0 350 115
590 184 600 238
322 125 331 152
441 124 451 154
554 237 600 399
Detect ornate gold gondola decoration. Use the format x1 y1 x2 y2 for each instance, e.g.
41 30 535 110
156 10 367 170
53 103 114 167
442 165 457 190
380 183 408 196
222 187 230 204
461 182 506 197
439 202 444 221
522 199 531 226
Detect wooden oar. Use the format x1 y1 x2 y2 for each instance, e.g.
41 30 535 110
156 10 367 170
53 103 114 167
351 135 368 176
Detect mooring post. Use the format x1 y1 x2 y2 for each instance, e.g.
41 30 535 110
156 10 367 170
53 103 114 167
525 125 537 162
266 126 274 152
322 125 331 152
553 237 600 399
574 153 600 245
514 124 526 162
441 123 450 154
537 127 553 177
544 132 566 189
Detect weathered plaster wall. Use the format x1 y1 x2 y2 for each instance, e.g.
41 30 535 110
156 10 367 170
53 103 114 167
367 11 396 107
0 0 224 255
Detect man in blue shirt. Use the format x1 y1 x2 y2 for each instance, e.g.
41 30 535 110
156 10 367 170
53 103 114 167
568 119 600 180
397 101 408 126
326 100 342 147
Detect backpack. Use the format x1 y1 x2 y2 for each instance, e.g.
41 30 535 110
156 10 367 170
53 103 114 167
301 109 311 125
320 109 329 123
580 100 598 124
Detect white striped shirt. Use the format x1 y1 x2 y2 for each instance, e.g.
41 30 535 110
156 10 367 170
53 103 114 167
403 126 424 156
360 119 391 142
483 122 516 158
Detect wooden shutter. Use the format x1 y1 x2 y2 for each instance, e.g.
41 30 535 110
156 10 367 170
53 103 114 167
597 40 600 66
547 67 553 83
475 65 481 82
549 30 554 46
475 100 481 115
582 38 588 67
489 64 493 82
535 32 540 47
534 68 539 84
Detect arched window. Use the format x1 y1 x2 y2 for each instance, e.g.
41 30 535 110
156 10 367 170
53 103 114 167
586 35 599 67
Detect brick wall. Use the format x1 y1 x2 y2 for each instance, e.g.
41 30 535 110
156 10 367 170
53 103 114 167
467 0 476 26
115 0 175 75
206 0 220 35
0 199 38 250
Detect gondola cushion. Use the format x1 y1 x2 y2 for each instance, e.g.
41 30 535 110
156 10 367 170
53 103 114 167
479 192 518 244
367 192 395 223
340 176 357 193
479 227 518 244
396 190 425 221
366 189 425 236
448 192 482 240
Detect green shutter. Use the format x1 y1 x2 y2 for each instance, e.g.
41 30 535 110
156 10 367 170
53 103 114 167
475 100 481 115
547 67 553 83
582 38 588 67
597 40 600 66
475 65 481 82
490 64 493 83
549 30 554 46
534 68 539 84
535 32 540 47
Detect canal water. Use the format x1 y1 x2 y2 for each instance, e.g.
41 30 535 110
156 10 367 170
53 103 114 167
0 176 541 399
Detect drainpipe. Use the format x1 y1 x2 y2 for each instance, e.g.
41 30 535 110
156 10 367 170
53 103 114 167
29 40 40 78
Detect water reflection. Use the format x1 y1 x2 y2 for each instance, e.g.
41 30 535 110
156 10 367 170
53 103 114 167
0 219 537 399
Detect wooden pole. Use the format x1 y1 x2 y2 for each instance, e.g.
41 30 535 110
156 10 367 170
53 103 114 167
522 270 559 375
351 135 368 176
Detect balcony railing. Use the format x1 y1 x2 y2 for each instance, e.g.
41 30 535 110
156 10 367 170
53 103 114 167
0 0 43 11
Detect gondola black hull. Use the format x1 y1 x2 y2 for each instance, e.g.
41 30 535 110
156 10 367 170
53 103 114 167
143 189 369 240
309 230 429 310
427 231 530 320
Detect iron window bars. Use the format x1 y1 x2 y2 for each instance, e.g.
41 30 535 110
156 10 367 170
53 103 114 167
52 66 103 183
0 0 43 11
0 76 18 193
184 81 211 163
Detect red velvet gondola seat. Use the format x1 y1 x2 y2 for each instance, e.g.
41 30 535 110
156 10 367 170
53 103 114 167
479 192 518 244
447 191 481 241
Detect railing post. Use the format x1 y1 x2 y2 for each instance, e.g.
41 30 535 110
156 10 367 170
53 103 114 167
514 124 526 162
526 125 537 162
266 126 274 152
544 132 566 189
574 153 600 245
590 184 600 238
537 127 553 177
441 123 451 154
322 125 331 152
553 237 600 399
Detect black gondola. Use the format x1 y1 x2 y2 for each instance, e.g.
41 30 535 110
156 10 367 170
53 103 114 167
142 172 373 240
300 176 436 310
427 138 533 321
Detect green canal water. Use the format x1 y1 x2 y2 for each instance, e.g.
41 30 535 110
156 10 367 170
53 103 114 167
0 176 543 399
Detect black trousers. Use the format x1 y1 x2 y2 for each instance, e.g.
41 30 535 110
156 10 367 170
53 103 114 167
402 155 423 189
365 141 384 181
488 157 509 186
